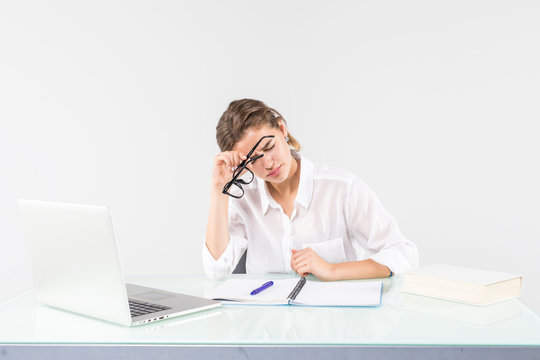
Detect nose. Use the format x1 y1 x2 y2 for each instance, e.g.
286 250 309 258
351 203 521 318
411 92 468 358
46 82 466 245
263 155 274 169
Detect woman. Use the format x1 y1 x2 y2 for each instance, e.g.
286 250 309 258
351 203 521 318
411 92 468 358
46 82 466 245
204 99 418 280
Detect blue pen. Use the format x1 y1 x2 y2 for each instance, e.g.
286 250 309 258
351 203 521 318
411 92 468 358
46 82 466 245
250 281 274 295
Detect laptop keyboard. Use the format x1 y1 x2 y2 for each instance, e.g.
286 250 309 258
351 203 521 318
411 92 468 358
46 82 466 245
129 298 171 318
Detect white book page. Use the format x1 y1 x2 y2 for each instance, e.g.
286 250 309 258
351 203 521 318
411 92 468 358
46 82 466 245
292 280 382 306
207 278 299 304
407 264 521 285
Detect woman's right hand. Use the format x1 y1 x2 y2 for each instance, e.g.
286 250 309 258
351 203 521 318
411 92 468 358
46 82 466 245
211 151 247 190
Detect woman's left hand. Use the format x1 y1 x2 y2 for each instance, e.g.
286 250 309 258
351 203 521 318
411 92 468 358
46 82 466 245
290 248 336 281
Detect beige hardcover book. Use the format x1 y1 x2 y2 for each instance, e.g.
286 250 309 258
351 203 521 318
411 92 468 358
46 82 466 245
402 264 522 306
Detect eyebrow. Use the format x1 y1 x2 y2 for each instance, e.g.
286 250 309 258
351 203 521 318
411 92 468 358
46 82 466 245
260 139 273 150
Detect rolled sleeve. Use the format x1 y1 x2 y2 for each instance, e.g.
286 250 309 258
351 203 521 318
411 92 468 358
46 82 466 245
202 235 247 280
370 246 418 275
347 178 419 275
202 204 248 280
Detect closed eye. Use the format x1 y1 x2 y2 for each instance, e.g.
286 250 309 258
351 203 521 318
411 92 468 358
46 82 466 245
249 154 264 165
251 145 273 164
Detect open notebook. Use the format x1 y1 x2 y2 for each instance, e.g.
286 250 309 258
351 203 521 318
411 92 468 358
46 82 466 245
206 277 383 307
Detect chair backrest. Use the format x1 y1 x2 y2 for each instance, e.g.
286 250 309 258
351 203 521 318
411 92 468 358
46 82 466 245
232 251 247 274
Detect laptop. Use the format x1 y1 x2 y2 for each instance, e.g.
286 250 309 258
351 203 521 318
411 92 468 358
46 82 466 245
18 199 220 326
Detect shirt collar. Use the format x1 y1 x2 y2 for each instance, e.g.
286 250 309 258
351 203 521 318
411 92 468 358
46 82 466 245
257 151 314 215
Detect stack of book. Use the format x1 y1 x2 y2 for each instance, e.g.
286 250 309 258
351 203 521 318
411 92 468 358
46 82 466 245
402 264 522 306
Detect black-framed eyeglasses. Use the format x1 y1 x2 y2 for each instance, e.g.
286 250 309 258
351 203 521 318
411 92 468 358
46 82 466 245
222 135 275 198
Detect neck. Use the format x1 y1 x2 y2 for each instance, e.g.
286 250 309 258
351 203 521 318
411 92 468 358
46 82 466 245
266 155 300 198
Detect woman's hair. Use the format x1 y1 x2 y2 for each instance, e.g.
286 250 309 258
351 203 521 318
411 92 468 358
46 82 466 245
216 99 301 152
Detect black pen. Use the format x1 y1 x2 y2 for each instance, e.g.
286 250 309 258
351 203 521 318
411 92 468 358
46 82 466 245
287 276 306 302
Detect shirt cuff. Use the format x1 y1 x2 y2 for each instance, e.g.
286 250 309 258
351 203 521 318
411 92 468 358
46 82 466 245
369 247 414 275
202 236 247 280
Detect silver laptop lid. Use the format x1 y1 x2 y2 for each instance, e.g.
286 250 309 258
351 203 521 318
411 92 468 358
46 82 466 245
19 199 133 326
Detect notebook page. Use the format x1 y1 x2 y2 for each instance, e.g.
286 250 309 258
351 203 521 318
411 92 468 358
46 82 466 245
207 278 299 304
292 280 382 306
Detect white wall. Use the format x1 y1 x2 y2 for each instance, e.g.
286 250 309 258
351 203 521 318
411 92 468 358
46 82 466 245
1 0 539 313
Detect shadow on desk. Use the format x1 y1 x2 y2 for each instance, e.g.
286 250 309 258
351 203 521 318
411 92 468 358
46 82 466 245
399 294 522 326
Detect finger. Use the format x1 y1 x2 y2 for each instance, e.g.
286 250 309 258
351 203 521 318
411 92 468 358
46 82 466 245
292 262 305 276
235 152 247 165
230 152 240 167
290 256 299 270
291 255 308 271
216 153 236 171
233 153 246 172
297 249 318 262
297 264 310 276
226 153 237 172
291 248 307 261
294 268 307 277
290 253 303 266
290 249 298 263
290 257 302 270
292 252 311 265
294 248 311 256
215 153 229 166
293 257 309 270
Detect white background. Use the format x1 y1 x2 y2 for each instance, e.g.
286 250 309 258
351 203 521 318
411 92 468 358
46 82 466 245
1 1 539 313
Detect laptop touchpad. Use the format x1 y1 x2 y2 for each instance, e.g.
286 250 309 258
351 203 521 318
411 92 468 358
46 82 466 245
138 291 175 301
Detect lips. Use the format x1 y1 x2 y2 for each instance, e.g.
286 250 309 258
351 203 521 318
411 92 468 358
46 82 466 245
267 165 281 177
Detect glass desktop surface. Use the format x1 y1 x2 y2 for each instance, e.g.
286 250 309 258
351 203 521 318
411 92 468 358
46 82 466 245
0 274 539 346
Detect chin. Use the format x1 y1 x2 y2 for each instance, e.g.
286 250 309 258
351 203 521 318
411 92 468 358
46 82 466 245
266 177 284 184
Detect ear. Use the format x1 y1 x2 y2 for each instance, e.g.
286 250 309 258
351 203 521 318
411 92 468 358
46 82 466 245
277 120 288 139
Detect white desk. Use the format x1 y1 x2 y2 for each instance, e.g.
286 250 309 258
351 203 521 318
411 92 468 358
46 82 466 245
1 274 539 359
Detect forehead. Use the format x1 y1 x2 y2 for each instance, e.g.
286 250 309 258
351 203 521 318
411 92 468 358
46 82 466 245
233 125 278 153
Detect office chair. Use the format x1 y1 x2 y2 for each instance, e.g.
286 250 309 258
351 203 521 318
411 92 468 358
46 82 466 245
232 251 247 274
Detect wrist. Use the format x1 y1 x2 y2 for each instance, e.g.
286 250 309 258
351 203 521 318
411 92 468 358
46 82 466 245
211 180 225 191
326 263 339 281
210 183 226 195
210 186 230 204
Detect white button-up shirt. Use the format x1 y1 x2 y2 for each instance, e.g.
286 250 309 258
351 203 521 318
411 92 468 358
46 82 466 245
203 151 419 280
